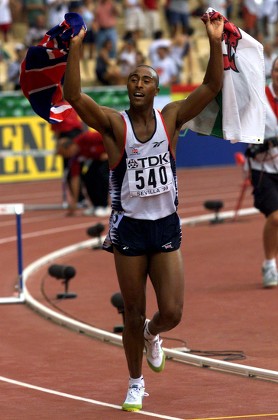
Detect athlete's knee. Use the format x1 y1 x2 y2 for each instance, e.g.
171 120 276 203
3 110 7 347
124 306 145 330
161 303 183 329
268 210 278 227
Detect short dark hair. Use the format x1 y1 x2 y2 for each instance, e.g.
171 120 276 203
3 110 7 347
135 65 160 87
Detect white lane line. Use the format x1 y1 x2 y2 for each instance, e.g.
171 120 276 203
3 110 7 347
0 376 184 420
0 208 259 246
0 222 97 245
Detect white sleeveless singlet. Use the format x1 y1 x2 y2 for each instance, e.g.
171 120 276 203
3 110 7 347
109 109 178 220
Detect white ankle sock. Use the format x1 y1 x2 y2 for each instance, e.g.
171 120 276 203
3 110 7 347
129 376 144 388
263 259 277 269
144 320 155 340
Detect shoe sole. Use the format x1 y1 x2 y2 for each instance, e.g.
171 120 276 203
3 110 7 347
263 282 278 288
122 404 142 412
147 350 166 373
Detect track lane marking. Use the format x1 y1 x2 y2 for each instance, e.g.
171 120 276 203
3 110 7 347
188 415 278 419
0 375 183 419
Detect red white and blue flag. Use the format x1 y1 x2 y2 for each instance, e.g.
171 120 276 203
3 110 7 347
20 13 86 124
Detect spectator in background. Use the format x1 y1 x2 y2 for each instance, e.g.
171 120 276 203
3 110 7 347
7 43 26 90
149 39 179 87
56 130 110 217
0 0 12 42
51 106 87 209
0 42 10 61
264 41 276 80
273 31 278 56
165 0 191 37
94 0 121 59
135 49 146 66
46 0 69 27
170 28 194 84
239 0 260 38
225 0 233 19
0 42 11 91
123 0 145 41
95 38 122 85
148 30 169 64
257 0 278 44
24 0 46 28
117 37 138 83
206 0 227 17
244 56 278 288
149 28 193 84
143 0 161 39
81 0 97 60
25 14 48 46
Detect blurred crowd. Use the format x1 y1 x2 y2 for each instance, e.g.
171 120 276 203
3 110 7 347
0 0 277 91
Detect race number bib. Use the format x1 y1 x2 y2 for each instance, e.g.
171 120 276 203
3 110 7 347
127 152 173 197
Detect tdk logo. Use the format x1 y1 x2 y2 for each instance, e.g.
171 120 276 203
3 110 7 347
127 153 170 169
127 159 139 169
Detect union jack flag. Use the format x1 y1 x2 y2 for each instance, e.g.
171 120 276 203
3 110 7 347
20 13 86 123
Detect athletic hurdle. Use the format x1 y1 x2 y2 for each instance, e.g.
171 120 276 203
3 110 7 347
0 149 69 211
0 203 25 304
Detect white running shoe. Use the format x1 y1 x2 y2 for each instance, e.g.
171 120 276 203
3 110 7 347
122 384 148 412
262 265 278 288
144 319 166 373
83 206 95 216
94 206 111 217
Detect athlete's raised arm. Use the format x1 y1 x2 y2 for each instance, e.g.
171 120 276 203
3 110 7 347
63 28 112 134
162 12 224 137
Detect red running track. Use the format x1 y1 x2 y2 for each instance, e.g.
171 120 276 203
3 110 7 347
1 166 278 420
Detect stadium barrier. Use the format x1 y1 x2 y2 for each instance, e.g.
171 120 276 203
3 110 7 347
0 86 248 184
0 203 25 304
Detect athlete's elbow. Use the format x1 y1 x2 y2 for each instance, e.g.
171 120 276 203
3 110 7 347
64 90 80 105
207 81 223 98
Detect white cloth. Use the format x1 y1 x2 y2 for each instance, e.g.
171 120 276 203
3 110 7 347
183 8 267 144
153 55 179 86
0 0 12 25
46 0 69 27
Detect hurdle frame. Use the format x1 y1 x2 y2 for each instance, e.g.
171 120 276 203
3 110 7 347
0 203 25 304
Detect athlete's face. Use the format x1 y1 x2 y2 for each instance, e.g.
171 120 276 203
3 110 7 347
127 66 159 107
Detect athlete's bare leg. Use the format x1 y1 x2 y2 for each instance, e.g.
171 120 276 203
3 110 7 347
148 249 184 335
113 247 184 378
263 210 278 260
113 248 148 379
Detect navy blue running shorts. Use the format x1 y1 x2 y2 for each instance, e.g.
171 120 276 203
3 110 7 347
103 212 182 256
251 170 278 217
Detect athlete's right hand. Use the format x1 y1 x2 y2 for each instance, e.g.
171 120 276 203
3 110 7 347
71 27 86 44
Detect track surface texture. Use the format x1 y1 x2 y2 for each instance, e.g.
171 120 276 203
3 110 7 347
1 166 278 420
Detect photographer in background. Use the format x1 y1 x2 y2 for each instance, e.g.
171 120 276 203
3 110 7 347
245 56 278 288
56 129 110 217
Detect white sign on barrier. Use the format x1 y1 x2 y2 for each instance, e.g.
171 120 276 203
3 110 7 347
0 203 24 215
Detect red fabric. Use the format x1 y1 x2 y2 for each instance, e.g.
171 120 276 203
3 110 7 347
20 12 86 123
143 0 158 10
70 157 81 177
265 85 278 119
69 130 106 177
74 130 106 159
51 107 83 134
